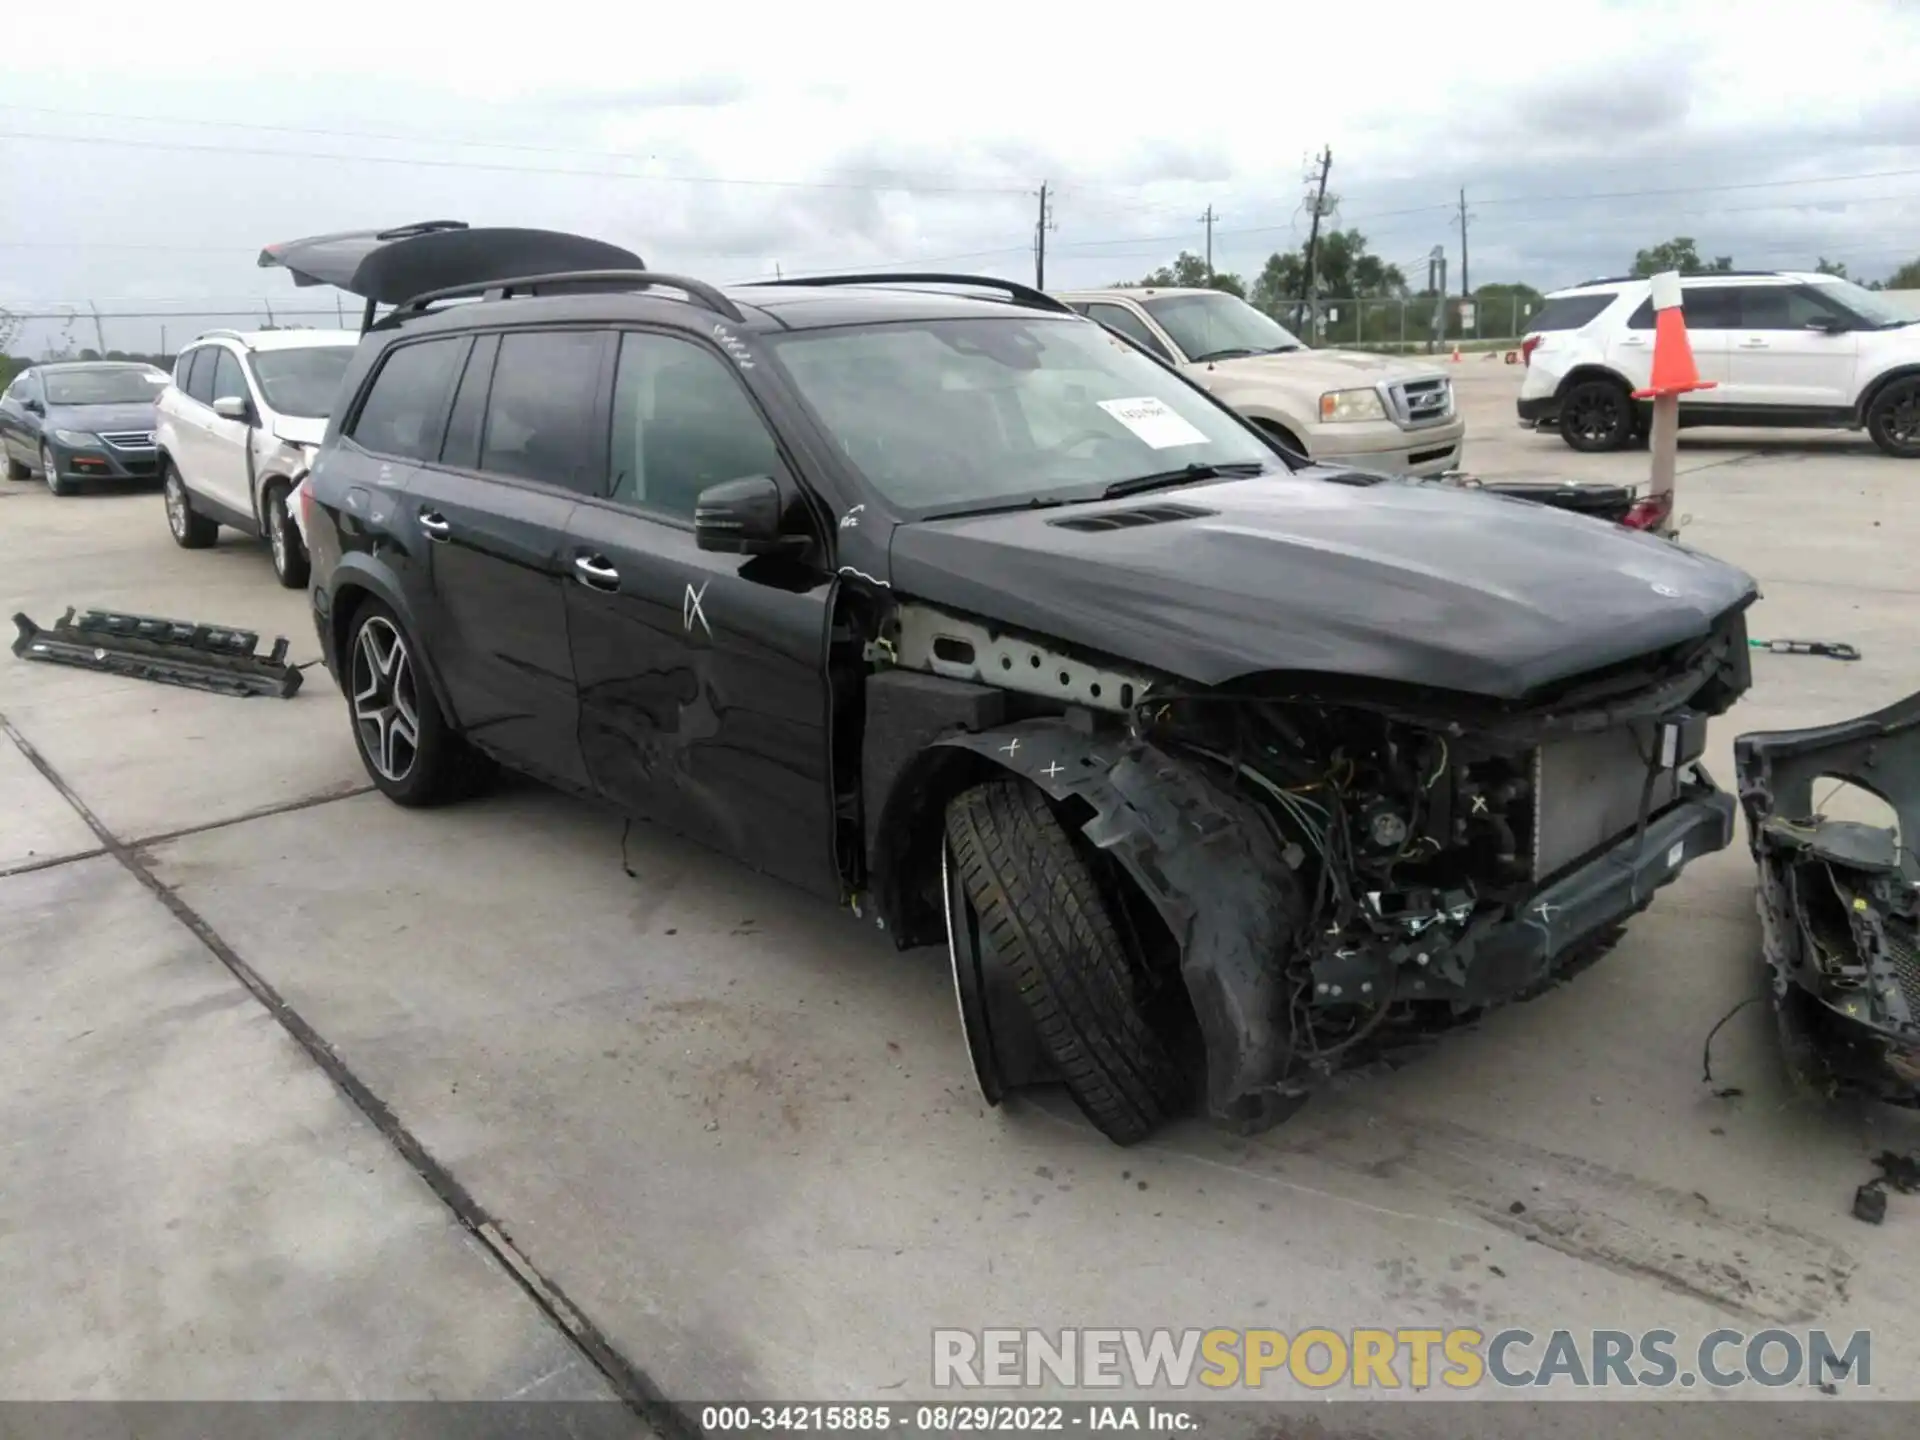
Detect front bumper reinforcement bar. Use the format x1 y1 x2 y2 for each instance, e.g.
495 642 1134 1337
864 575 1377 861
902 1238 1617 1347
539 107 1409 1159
12 607 305 698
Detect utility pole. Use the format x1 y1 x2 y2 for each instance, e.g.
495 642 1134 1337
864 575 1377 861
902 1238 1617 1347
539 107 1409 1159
88 302 107 357
1034 182 1056 290
1299 147 1334 336
1457 188 1471 297
1426 245 1447 354
1199 204 1217 277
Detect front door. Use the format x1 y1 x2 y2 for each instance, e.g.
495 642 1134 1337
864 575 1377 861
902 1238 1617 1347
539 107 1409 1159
1727 284 1861 412
1609 285 1738 408
563 328 839 897
199 347 260 517
406 327 609 796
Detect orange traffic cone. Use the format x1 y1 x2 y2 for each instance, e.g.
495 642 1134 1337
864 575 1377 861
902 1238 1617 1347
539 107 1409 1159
1631 302 1716 399
1449 345 1462 362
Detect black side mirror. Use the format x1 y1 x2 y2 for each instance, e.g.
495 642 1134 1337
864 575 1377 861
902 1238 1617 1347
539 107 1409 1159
1805 315 1850 334
24 399 44 416
694 475 807 556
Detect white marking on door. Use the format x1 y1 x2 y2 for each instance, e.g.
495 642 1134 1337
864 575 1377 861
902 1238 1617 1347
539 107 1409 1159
1042 761 1063 778
683 580 711 638
1000 738 1021 756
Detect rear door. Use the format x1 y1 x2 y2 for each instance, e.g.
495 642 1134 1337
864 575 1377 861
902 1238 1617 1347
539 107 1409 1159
562 328 839 897
406 327 609 795
1611 286 1737 407
1727 284 1861 413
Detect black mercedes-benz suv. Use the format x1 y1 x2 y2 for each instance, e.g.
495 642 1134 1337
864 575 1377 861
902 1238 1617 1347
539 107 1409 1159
296 231 1759 1146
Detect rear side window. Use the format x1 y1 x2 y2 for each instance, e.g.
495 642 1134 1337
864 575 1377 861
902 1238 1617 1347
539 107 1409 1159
439 334 499 470
1525 293 1615 333
478 330 608 494
349 338 467 462
183 349 217 404
1627 287 1738 329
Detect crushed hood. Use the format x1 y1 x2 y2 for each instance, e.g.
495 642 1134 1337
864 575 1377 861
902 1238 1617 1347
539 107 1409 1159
885 473 1757 698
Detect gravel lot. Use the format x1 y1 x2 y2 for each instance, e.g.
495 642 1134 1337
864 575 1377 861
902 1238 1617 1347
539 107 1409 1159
3 362 1916 1434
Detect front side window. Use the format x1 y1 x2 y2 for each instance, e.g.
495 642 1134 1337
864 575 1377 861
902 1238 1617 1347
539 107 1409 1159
477 330 608 493
249 345 356 419
765 315 1277 517
42 367 169 406
1138 292 1305 361
1737 285 1852 331
1086 304 1176 364
349 337 466 462
209 350 249 407
608 332 783 520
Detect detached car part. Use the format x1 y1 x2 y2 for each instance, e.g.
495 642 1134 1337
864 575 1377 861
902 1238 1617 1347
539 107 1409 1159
13 607 304 698
1734 690 1920 1105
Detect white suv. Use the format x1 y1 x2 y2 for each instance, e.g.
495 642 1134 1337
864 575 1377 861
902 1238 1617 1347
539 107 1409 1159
154 327 360 585
1518 271 1920 456
1053 287 1466 476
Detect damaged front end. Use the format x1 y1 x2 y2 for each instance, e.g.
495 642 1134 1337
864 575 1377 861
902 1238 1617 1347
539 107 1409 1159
1734 692 1920 1105
873 596 1755 1134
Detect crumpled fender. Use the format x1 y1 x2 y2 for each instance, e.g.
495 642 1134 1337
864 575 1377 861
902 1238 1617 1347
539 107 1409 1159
933 717 1306 1131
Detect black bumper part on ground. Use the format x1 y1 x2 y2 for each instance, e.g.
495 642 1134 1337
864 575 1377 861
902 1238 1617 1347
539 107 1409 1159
12 607 305 698
1734 691 1920 1104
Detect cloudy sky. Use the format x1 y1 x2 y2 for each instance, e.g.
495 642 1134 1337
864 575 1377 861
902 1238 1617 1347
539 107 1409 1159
5 0 1920 354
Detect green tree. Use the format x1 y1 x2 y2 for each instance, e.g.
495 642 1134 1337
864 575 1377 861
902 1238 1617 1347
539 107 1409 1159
1631 237 1733 276
1816 257 1848 279
1886 257 1920 289
1127 250 1247 296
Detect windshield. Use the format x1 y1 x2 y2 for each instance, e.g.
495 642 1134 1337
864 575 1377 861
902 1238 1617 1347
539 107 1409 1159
248 346 357 418
42 368 168 406
1818 278 1917 328
1139 292 1305 361
764 316 1280 517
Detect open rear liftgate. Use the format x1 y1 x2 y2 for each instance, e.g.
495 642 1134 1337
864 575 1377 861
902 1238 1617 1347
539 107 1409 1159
12 608 305 698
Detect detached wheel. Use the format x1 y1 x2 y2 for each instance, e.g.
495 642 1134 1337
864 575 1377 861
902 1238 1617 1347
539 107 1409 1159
1558 378 1634 452
943 779 1189 1145
345 598 488 807
163 463 218 548
41 443 75 497
266 484 310 588
1866 378 1920 458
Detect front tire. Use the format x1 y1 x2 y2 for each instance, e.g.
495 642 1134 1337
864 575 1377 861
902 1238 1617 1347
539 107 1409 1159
266 484 310 588
4 452 29 481
163 463 218 548
41 443 74 497
1558 378 1634 452
345 598 487 807
1866 378 1920 458
943 779 1189 1145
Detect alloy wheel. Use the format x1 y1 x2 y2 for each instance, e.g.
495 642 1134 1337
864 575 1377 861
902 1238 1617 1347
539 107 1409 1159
351 616 420 783
165 470 187 538
269 496 289 574
41 445 60 493
1885 390 1920 449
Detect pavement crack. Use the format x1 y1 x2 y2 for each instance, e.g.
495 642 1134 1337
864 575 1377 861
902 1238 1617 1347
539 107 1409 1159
0 709 686 1437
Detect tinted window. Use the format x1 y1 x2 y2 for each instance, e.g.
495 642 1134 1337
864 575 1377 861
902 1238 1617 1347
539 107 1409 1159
1738 285 1850 330
1626 287 1738 330
478 330 607 493
209 350 248 406
1087 304 1176 363
440 334 498 469
183 349 217 404
1526 293 1615 333
349 338 465 462
608 332 784 520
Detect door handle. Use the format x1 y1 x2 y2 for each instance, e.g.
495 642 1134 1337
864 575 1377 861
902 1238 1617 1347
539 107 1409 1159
1738 339 1769 349
419 510 451 541
573 554 621 591
1618 335 1646 345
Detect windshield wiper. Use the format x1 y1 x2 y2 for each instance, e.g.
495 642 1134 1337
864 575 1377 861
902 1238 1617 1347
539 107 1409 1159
1101 461 1266 499
1189 347 1262 363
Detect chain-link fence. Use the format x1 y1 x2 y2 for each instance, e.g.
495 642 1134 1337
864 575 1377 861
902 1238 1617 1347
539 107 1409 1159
1267 293 1541 353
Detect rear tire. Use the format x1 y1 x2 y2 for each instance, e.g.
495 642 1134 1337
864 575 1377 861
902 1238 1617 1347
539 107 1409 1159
163 462 218 548
266 484 310 588
943 779 1189 1145
1865 378 1920 458
345 597 489 807
4 453 29 481
1558 378 1634 453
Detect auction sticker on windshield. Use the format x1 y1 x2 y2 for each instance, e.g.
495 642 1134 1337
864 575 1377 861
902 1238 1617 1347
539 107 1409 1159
1097 396 1211 450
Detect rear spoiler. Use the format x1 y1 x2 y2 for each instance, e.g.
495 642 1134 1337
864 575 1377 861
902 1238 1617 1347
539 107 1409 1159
258 221 646 332
13 608 305 698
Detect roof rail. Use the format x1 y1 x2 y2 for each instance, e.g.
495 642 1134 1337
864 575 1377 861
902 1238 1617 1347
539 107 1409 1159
1574 269 1784 287
745 272 1076 315
194 328 248 344
387 269 745 325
